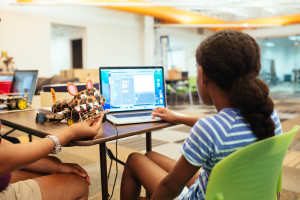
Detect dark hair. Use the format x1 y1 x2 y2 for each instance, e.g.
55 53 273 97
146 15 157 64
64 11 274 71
196 30 275 140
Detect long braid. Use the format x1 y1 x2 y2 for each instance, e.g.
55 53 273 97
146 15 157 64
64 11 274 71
196 30 275 140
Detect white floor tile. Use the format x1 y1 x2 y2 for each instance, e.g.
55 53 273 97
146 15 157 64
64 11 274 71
149 130 188 143
151 143 183 160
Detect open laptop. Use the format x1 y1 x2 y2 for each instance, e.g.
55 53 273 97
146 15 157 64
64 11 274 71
99 66 166 125
9 70 38 104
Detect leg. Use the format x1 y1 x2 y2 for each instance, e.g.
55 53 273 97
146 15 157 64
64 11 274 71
145 151 176 172
10 170 89 200
34 173 88 200
121 152 168 200
145 151 200 187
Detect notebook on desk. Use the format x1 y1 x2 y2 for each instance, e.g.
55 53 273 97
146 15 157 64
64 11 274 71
99 66 166 125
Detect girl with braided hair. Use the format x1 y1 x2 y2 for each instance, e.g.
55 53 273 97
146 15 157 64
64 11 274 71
120 30 282 200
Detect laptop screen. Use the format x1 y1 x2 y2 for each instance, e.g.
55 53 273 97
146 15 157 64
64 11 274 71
0 75 13 94
99 66 166 113
10 70 38 104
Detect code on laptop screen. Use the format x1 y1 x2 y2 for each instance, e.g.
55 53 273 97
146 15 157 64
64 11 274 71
100 67 166 112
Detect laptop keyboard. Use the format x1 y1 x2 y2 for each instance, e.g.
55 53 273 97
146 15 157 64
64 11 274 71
112 112 152 118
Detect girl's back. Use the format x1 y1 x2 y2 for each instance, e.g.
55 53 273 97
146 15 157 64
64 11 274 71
181 108 282 199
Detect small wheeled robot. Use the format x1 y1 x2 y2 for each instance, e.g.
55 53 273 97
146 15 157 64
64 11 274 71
36 79 107 126
0 93 28 110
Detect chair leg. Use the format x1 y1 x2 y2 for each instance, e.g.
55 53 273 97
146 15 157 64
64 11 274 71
198 96 202 105
188 90 193 106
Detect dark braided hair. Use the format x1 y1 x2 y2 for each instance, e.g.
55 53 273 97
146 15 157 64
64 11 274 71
196 30 275 140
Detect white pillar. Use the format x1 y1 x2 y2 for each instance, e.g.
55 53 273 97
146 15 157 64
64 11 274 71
143 16 155 65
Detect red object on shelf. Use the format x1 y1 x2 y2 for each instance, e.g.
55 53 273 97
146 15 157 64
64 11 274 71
0 81 12 94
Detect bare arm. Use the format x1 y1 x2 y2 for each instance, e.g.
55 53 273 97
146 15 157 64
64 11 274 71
151 155 200 200
152 107 203 127
0 115 103 176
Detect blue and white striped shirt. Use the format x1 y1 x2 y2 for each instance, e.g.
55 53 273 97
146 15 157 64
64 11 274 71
180 108 282 200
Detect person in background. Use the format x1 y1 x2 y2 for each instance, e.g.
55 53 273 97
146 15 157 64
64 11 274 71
120 30 282 200
0 115 103 200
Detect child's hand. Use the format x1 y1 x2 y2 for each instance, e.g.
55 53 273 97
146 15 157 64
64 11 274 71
68 114 103 141
151 107 179 123
54 162 91 185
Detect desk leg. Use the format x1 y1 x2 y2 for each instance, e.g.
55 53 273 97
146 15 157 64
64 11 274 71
100 143 109 200
146 132 152 152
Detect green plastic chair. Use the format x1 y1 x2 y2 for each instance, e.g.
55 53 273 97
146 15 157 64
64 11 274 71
205 125 300 200
187 77 198 105
173 80 189 105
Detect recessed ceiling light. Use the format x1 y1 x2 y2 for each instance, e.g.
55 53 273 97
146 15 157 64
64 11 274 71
265 42 275 47
288 36 300 41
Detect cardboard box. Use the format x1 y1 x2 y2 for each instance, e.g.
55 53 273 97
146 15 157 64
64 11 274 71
40 91 73 107
60 69 99 83
168 68 182 80
42 83 99 92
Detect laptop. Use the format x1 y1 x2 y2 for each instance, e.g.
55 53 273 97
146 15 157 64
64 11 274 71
99 66 166 125
9 70 38 104
0 74 13 94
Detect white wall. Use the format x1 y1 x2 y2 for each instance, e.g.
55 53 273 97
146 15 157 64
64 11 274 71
246 25 300 82
244 24 300 39
51 24 86 75
155 27 212 78
2 1 300 80
0 2 144 77
155 24 300 80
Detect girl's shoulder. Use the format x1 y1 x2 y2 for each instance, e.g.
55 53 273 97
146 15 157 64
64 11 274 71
192 108 247 140
196 108 242 127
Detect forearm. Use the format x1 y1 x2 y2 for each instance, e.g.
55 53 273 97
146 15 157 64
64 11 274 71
23 156 60 174
173 113 200 127
0 128 73 175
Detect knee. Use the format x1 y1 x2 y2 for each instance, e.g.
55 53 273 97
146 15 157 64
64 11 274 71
144 151 155 158
36 173 89 200
126 152 143 163
144 151 159 160
68 174 89 197
125 152 144 169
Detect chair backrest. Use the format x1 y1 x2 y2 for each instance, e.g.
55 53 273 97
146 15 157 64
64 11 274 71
188 77 197 90
205 125 300 200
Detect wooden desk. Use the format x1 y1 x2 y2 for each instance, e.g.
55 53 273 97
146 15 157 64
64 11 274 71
0 110 174 200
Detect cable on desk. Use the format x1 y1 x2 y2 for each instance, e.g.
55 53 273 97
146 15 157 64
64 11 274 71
108 122 119 200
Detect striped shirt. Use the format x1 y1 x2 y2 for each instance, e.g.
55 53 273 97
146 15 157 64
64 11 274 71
180 108 282 200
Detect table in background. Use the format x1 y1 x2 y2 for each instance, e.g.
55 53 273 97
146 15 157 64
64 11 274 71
0 109 174 200
166 78 190 105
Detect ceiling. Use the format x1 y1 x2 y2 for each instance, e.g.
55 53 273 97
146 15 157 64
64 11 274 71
145 0 300 22
13 0 300 28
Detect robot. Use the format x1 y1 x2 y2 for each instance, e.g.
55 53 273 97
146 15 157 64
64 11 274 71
0 93 28 110
36 79 107 126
